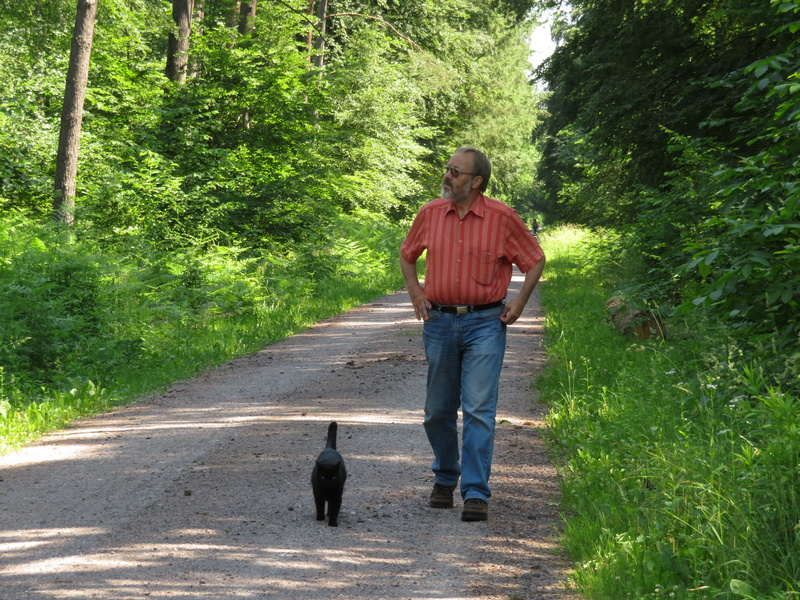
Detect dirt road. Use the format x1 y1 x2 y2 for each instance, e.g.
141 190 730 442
0 273 575 599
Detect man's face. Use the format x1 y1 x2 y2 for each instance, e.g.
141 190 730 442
442 152 478 203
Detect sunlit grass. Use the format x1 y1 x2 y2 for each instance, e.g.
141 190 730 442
538 225 800 599
0 210 405 453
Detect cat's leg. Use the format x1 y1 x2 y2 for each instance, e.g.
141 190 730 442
314 492 326 521
327 496 341 527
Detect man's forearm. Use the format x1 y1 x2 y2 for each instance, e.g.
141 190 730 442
400 252 429 320
517 257 546 305
400 254 421 290
501 257 545 325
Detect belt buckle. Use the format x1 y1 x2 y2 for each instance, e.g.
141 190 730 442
456 305 469 314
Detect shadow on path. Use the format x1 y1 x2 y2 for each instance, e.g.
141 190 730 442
0 276 574 599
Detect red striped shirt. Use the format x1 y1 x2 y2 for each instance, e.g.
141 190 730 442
401 194 544 305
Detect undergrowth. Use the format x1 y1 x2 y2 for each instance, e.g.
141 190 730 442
0 209 404 452
538 225 800 600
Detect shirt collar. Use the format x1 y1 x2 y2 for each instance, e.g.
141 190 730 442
444 193 486 218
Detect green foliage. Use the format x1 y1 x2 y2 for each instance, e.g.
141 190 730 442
540 225 800 600
0 209 404 452
680 2 800 346
537 0 800 382
321 0 545 212
0 0 544 234
538 0 788 224
322 26 433 213
0 0 547 451
456 17 544 210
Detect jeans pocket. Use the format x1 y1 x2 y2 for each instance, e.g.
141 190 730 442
424 308 441 322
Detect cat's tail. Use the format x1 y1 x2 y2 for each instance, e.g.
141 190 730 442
326 421 338 450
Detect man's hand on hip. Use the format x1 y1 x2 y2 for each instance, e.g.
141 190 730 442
408 285 430 321
500 297 524 325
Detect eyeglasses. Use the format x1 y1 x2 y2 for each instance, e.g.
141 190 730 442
444 165 474 178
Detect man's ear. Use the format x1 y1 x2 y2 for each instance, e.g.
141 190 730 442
471 175 483 191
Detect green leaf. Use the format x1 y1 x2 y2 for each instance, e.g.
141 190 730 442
776 3 800 15
729 579 757 598
686 256 705 270
749 251 772 266
764 225 785 236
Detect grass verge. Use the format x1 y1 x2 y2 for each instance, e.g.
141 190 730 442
0 209 405 453
538 225 799 600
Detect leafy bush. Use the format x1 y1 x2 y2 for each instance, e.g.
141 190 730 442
680 9 800 347
536 0 800 403
0 210 404 453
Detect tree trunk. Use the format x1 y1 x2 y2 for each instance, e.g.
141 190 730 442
304 0 314 61
238 0 257 35
228 1 241 28
165 0 194 83
53 0 97 225
187 1 204 79
313 0 328 69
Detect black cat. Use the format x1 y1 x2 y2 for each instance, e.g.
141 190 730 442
311 421 347 527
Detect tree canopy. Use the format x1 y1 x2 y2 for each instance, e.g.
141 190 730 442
536 0 800 367
0 0 546 246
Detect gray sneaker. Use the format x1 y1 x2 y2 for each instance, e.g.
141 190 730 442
429 483 457 508
461 498 488 521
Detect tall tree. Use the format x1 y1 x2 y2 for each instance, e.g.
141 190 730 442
313 0 328 68
166 0 194 83
238 0 257 35
53 0 97 225
535 0 800 345
537 0 790 227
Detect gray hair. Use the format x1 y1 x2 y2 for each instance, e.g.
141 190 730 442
456 146 491 192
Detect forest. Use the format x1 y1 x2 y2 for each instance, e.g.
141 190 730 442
539 0 800 379
0 0 544 420
1 0 799 598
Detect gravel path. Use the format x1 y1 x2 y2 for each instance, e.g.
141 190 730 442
0 273 576 599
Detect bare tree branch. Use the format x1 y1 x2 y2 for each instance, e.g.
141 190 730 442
267 1 423 53
327 12 423 52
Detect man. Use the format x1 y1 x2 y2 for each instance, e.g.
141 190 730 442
400 147 545 522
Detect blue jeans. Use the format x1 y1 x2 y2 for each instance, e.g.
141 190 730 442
422 304 507 501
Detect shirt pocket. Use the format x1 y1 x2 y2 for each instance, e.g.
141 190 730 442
469 247 500 286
